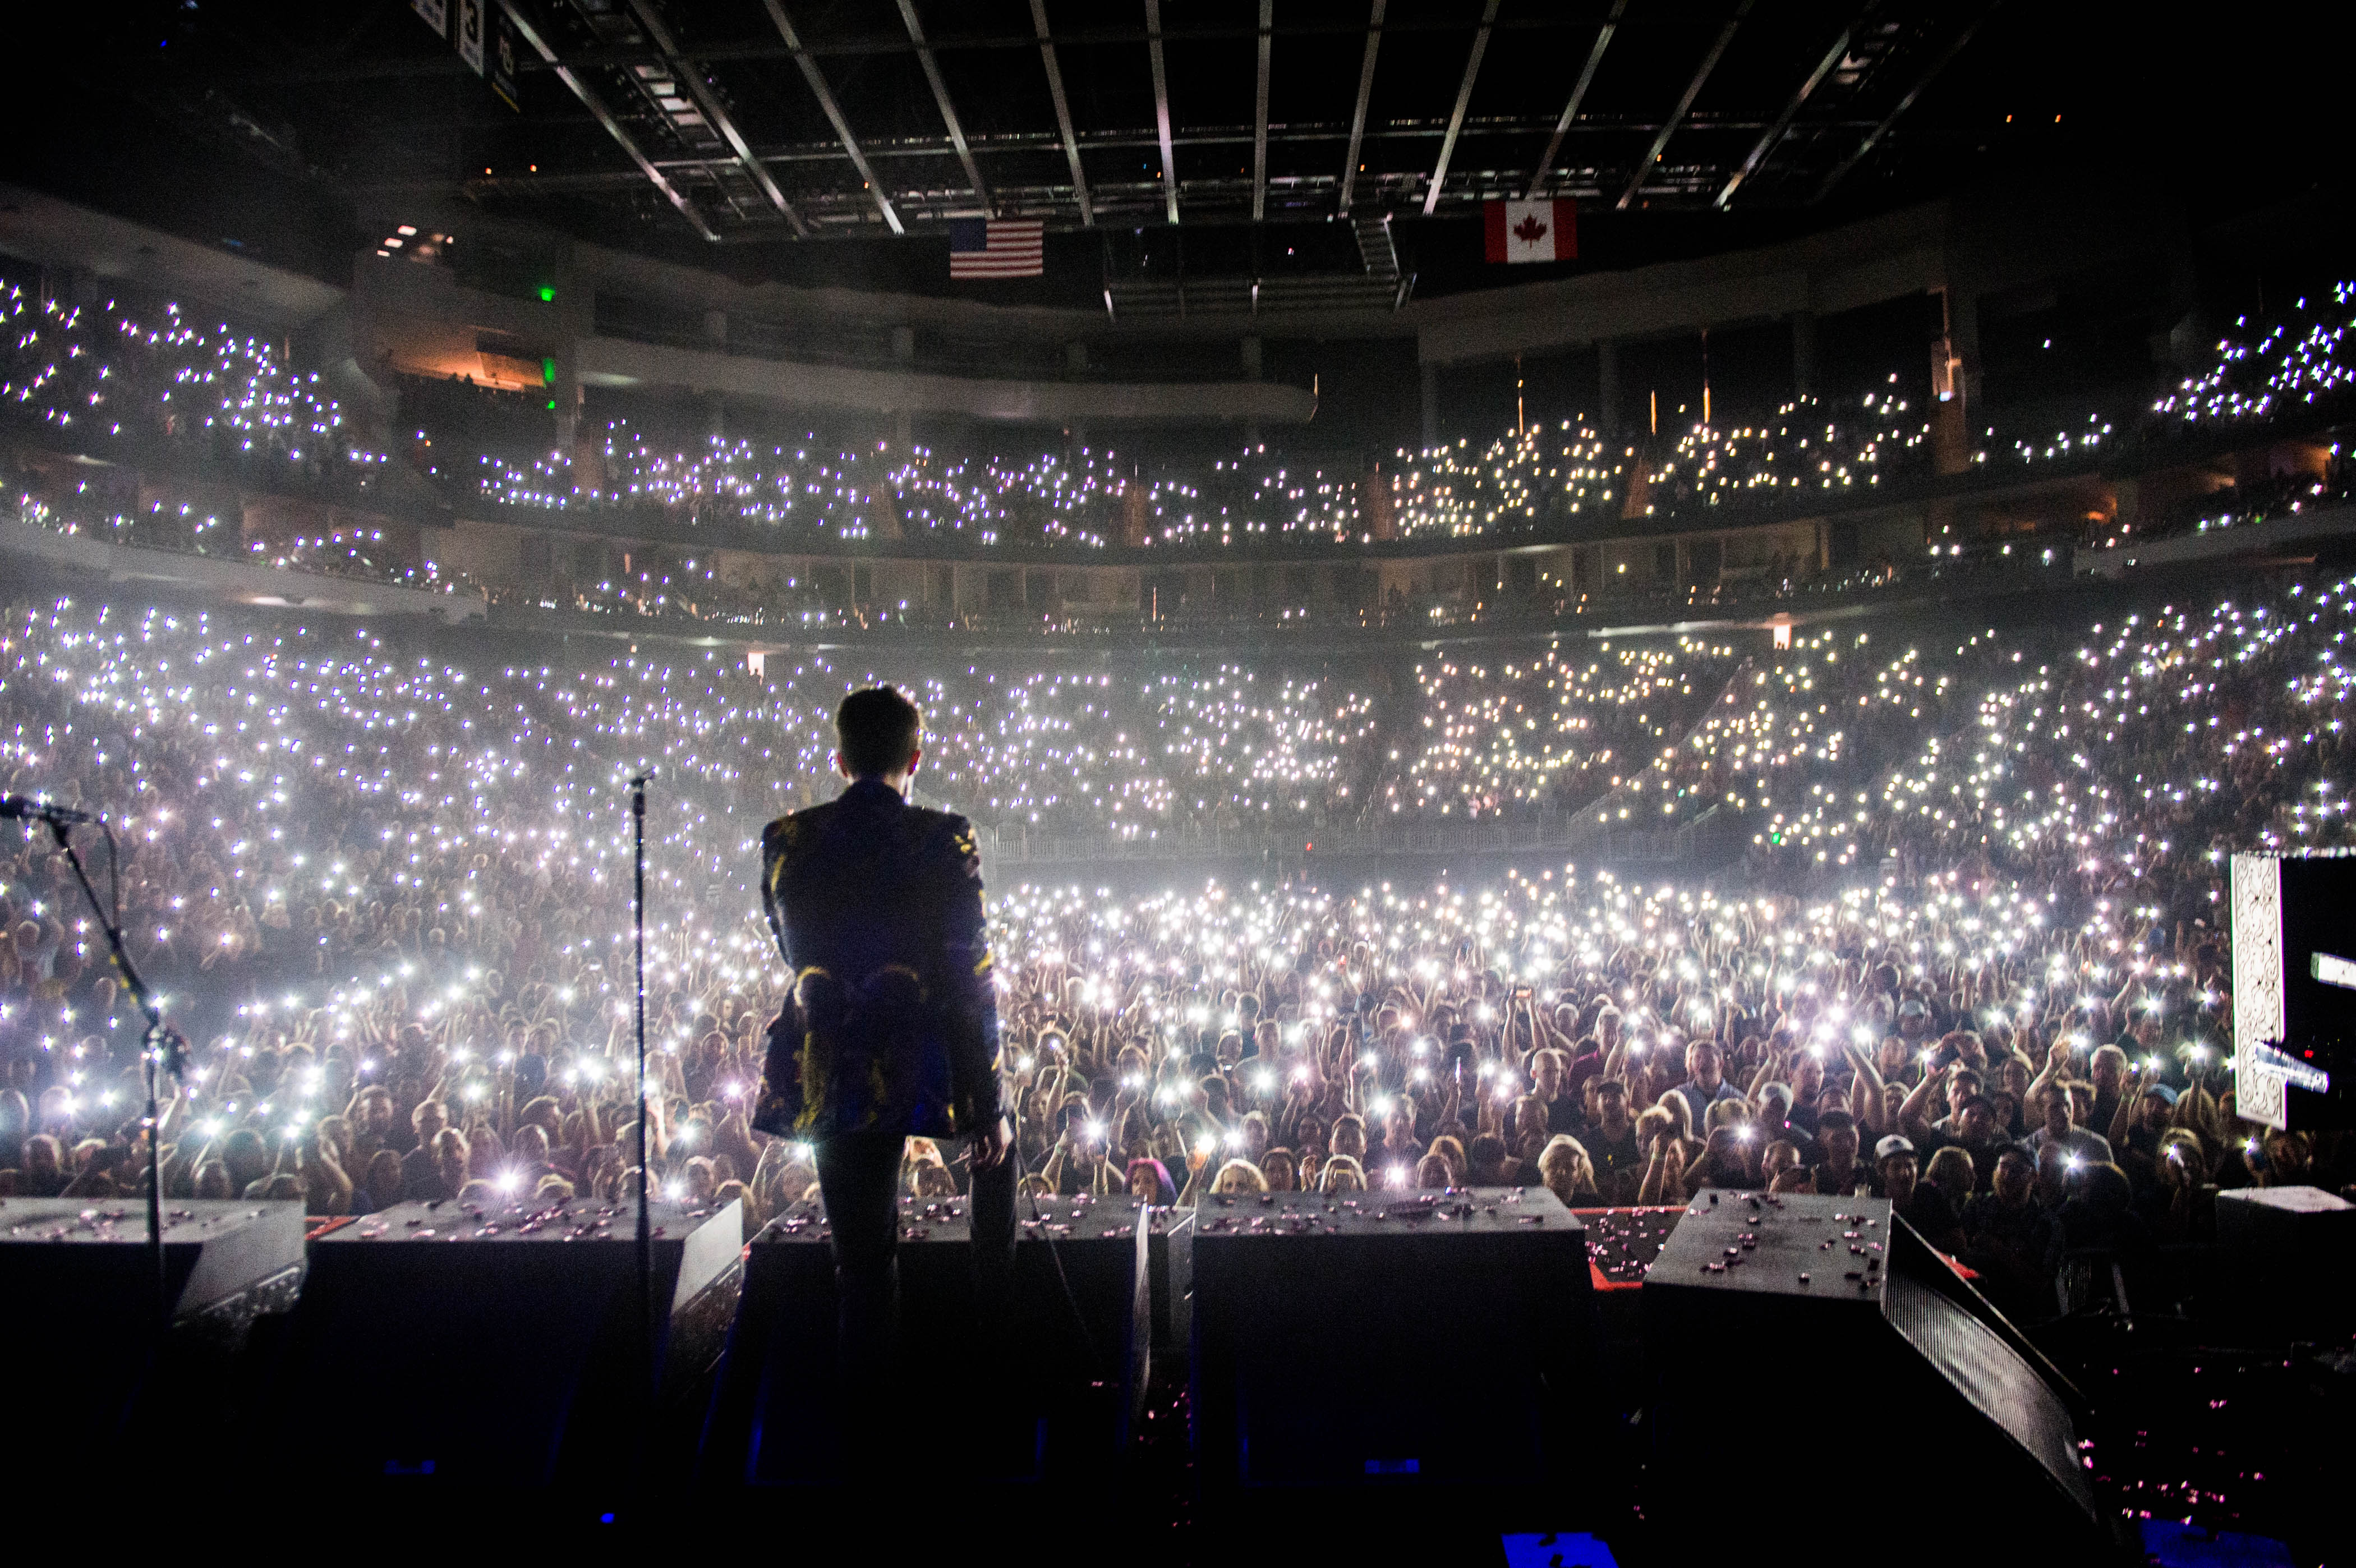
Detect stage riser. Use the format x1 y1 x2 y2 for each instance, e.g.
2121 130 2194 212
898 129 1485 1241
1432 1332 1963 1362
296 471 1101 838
707 1193 1143 1486
1189 1188 1591 1501
0 1199 305 1469
268 1198 742 1486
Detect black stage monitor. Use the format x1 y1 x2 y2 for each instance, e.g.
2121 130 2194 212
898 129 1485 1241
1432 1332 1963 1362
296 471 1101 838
2230 851 2356 1128
1644 1190 2119 1562
1190 1186 1591 1506
0 1199 305 1474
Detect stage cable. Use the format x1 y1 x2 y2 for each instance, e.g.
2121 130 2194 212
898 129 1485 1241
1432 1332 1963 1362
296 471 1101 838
1008 1137 1110 1386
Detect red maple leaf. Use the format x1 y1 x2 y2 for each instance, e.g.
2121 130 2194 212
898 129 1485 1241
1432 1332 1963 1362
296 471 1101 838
1512 213 1549 246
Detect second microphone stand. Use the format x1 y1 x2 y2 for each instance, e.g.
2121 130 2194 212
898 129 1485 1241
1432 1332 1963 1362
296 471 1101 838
40 812 185 1327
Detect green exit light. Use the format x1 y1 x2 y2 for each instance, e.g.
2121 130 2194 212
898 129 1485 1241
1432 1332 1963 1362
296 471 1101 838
537 285 556 303
546 399 558 411
542 356 557 382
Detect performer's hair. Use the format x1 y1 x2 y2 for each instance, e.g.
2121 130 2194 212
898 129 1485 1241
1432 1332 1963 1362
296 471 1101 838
836 685 922 777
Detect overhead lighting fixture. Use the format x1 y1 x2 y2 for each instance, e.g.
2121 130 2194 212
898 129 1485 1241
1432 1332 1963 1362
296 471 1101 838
396 224 417 236
385 236 403 247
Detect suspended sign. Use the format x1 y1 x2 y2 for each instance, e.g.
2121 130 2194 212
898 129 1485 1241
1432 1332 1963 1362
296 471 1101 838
455 0 485 76
490 7 523 111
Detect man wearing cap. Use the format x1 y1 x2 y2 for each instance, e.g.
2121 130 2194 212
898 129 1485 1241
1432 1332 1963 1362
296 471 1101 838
1875 1133 1965 1252
1583 1077 1642 1199
1962 1147 2065 1321
1896 995 1935 1046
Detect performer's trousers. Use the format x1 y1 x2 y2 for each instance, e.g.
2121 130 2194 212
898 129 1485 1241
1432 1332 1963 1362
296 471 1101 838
814 1128 1015 1468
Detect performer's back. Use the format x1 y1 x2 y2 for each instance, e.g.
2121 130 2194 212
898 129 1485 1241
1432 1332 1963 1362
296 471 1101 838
756 778 998 1143
749 714 1013 1476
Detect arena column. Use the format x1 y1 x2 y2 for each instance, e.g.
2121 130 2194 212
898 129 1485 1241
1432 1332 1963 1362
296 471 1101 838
1242 335 1264 448
889 325 918 452
546 258 592 457
1065 339 1090 455
551 349 584 456
1930 286 1977 477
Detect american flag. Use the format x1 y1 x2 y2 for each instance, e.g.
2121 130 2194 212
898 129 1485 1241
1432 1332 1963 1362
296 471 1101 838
948 218 1045 279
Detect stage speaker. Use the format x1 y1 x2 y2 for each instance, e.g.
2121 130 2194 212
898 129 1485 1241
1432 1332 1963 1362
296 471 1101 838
0 1199 304 1469
1644 1190 2120 1562
1189 1187 1590 1501
2215 1185 2356 1332
707 1190 1144 1486
272 1195 742 1484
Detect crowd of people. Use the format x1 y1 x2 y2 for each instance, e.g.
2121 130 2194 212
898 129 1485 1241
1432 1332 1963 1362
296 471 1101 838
8 266 2349 571
462 397 1940 550
0 275 397 503
0 449 472 592
2085 449 2352 554
368 280 2356 553
2156 283 2356 427
2 561 2352 1315
4 270 2354 1264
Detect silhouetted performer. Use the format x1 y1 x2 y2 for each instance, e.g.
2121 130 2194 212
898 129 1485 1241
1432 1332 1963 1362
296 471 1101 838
753 685 1013 1465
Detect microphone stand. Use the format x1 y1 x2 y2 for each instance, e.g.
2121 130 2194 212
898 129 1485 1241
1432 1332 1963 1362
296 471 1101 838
629 774 655 1417
39 812 184 1328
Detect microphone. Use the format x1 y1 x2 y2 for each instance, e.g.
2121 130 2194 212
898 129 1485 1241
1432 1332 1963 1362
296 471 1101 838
0 795 96 825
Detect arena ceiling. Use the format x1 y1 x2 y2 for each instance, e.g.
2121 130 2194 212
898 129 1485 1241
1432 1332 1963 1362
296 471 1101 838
95 1 1997 237
18 2 2352 305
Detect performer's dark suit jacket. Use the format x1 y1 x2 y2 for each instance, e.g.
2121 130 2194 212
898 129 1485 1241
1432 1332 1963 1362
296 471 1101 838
752 778 1002 1143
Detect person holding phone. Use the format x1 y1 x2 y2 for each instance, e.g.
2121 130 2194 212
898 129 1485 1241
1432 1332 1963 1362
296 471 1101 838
2023 1078 2112 1167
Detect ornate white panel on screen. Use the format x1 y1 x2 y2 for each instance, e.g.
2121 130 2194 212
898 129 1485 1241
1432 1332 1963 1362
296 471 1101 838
2229 852 2286 1129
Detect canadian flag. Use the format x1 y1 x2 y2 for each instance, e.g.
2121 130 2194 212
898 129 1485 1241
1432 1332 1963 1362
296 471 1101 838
1484 199 1577 264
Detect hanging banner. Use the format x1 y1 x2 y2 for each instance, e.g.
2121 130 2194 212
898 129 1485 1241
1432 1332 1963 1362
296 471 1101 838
490 6 523 111
455 0 486 75
411 0 448 38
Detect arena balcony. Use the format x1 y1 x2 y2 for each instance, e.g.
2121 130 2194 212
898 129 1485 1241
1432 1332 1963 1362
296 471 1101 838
4 386 2346 651
6 187 2354 647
